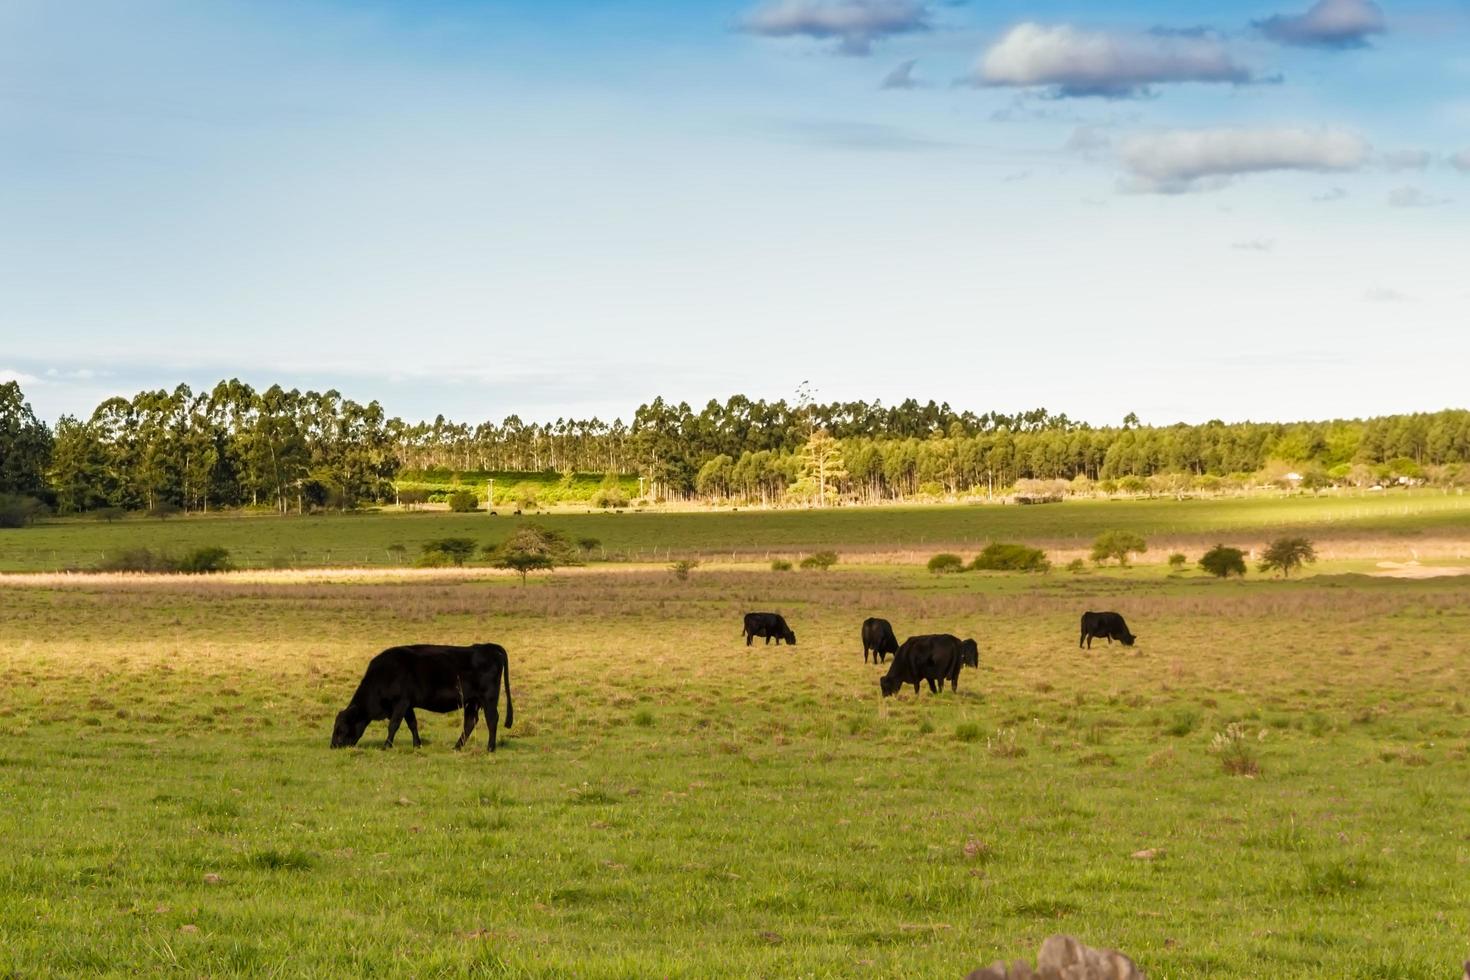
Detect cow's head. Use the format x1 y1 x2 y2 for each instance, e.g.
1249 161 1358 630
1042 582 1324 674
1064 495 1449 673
331 705 368 748
879 675 900 698
1121 632 1137 647
783 629 797 645
959 639 979 668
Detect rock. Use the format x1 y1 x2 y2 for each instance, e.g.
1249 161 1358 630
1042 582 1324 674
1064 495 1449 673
1129 848 1161 861
202 873 221 884
967 936 1144 980
1036 935 1145 980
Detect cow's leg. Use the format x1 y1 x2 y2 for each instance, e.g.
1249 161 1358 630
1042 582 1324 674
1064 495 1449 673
1079 629 1086 649
383 700 408 748
455 702 480 750
764 635 771 645
486 704 500 753
745 632 753 647
926 677 938 694
864 646 869 664
403 708 422 748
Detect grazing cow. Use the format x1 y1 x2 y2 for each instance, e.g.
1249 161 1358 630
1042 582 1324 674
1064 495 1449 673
879 634 980 697
743 612 796 646
861 617 899 664
331 643 513 752
1079 611 1136 649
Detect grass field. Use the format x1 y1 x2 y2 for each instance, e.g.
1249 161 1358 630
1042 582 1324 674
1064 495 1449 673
2 559 1469 976
3 491 1469 572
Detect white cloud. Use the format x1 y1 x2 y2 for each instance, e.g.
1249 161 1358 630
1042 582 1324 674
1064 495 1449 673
742 0 928 55
1364 287 1410 303
1119 126 1370 193
1232 239 1277 252
1381 149 1431 172
1258 0 1386 48
0 368 47 387
973 23 1254 97
880 58 919 89
1387 186 1450 208
1064 125 1113 157
1258 0 1381 49
1313 186 1348 202
1450 149 1470 173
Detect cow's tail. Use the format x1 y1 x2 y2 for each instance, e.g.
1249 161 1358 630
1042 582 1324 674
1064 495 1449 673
502 650 513 729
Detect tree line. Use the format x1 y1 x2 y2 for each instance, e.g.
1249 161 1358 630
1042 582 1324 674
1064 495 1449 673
1 379 1467 516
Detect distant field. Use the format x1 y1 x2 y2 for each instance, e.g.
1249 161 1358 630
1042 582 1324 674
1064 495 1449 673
1 491 1468 572
2 566 1468 975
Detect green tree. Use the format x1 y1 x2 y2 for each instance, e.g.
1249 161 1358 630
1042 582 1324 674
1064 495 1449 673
420 537 479 567
1090 531 1147 567
0 382 54 497
799 429 847 507
1198 544 1247 578
1259 537 1317 578
485 524 580 584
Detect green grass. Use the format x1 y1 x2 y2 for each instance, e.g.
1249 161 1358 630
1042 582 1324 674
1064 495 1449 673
2 490 1468 572
2 565 1469 975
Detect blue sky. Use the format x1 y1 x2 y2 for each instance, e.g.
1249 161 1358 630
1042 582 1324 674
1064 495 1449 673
2 0 1466 426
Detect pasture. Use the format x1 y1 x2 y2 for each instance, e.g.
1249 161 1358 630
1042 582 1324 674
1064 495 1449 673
2 490 1469 572
2 560 1469 977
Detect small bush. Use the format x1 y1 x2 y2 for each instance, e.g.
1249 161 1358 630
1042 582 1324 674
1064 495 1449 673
592 487 629 509
386 543 408 564
670 559 699 581
1065 558 1087 574
1259 536 1318 578
1199 544 1247 578
576 537 602 555
1167 552 1188 571
446 490 479 513
1091 530 1147 566
1165 708 1200 737
927 553 965 574
987 728 1027 758
176 546 232 574
770 559 793 572
1212 722 1266 776
147 501 182 520
971 542 1050 573
955 722 982 743
94 507 126 523
800 551 838 571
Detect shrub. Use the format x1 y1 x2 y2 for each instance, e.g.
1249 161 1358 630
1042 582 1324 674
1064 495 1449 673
147 501 182 520
800 551 838 571
1259 536 1317 578
1199 544 1247 578
1167 552 1188 571
94 506 126 523
1065 558 1087 574
592 487 629 509
771 559 793 572
927 553 965 574
511 483 540 510
386 543 408 564
576 537 602 556
176 546 233 574
1212 722 1265 776
0 494 48 528
971 542 1050 573
446 490 479 513
670 558 699 581
419 537 478 567
1090 530 1147 566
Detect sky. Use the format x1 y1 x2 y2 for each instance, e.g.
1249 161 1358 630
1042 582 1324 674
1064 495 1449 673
1 0 1467 427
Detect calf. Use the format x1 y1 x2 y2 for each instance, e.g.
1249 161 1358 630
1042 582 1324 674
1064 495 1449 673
861 617 899 664
743 612 796 646
880 634 980 697
1079 611 1136 649
331 643 513 752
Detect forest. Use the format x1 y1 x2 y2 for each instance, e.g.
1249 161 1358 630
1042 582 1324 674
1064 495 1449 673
1 379 1468 516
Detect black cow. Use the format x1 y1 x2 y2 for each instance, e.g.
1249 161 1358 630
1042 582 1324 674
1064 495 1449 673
879 634 980 697
862 617 899 664
1079 611 1136 649
331 643 513 752
743 612 796 646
